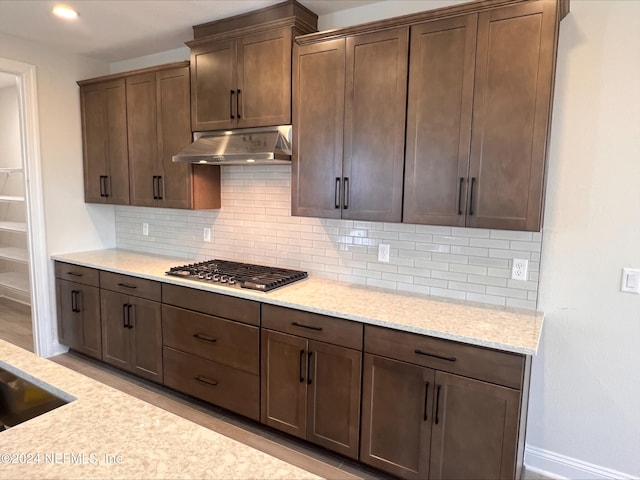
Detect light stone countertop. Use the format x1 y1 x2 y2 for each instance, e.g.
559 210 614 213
52 249 543 355
0 339 321 480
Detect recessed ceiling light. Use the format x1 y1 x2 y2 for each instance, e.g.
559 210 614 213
53 5 79 19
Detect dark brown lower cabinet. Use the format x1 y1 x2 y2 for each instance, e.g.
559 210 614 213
261 329 361 459
56 279 101 359
100 290 163 382
361 354 520 480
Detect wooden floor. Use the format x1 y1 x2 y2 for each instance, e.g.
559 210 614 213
50 352 552 480
0 296 33 352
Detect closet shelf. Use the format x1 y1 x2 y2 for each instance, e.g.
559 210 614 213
0 271 30 294
0 195 25 202
0 222 26 233
0 247 28 263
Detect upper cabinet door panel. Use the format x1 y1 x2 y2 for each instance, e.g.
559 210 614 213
127 73 158 207
237 27 292 128
403 15 477 226
191 39 236 131
80 84 107 203
468 0 557 231
343 27 408 222
104 80 130 205
292 39 345 219
157 66 193 209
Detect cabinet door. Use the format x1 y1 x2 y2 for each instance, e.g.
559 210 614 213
360 354 434 480
157 66 193 209
57 280 101 359
128 297 163 383
429 371 520 480
237 27 292 128
80 84 108 204
403 15 477 226
260 329 307 439
292 39 345 219
467 0 558 231
100 290 131 371
190 39 237 131
343 27 408 222
127 72 159 207
306 340 361 459
104 80 130 205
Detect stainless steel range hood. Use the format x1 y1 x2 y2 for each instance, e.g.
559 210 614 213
172 125 292 165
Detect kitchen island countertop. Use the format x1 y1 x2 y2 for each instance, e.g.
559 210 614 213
53 249 543 355
0 339 320 479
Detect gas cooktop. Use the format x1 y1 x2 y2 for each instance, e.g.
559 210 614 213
165 259 308 292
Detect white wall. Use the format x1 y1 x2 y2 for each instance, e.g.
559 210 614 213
0 86 21 166
527 1 640 477
0 33 115 254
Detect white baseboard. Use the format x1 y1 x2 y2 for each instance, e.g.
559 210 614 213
525 445 639 479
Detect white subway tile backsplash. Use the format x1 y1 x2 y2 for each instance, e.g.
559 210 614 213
115 166 541 310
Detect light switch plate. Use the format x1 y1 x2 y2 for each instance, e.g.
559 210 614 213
378 243 390 263
621 268 640 294
511 259 528 281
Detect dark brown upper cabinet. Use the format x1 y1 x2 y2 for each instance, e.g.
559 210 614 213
79 79 130 205
187 1 318 132
292 27 408 222
78 62 221 210
405 0 561 231
127 66 220 209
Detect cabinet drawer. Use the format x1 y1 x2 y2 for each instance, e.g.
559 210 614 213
162 284 260 326
100 271 161 301
162 305 259 375
364 326 524 389
262 304 363 350
54 262 100 287
163 347 259 421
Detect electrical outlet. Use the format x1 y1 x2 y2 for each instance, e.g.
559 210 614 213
142 223 149 236
203 227 211 242
378 243 390 263
511 258 528 281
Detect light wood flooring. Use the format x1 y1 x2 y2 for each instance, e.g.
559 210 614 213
50 351 551 480
0 296 33 352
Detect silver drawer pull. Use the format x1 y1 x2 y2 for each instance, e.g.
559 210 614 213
414 349 456 362
194 376 218 387
193 333 217 343
291 321 323 332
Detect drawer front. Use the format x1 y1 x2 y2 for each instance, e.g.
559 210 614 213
364 326 524 389
162 305 259 375
54 262 100 287
162 284 260 326
163 347 260 421
262 304 363 350
100 271 161 301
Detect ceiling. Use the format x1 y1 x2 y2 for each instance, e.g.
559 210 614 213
0 0 382 64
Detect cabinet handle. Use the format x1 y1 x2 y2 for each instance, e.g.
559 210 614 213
414 349 456 363
104 175 111 198
71 290 80 313
468 177 476 216
335 178 341 209
192 333 217 344
194 376 218 387
99 176 106 197
157 176 163 200
66 271 83 277
457 177 464 215
299 349 305 383
291 322 323 332
127 304 134 329
236 89 242 119
152 176 158 200
435 385 442 425
122 303 128 328
117 282 137 289
343 177 349 210
307 351 313 385
230 90 235 119
423 382 430 421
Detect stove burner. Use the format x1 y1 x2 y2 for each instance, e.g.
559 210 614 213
166 259 308 292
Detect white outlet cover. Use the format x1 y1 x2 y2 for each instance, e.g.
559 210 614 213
378 243 390 263
511 258 528 281
142 223 149 236
203 227 211 242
